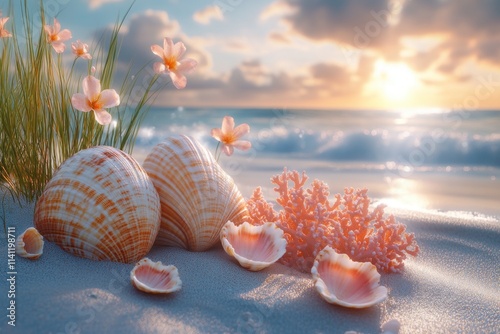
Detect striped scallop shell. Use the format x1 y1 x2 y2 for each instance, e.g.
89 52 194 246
143 135 249 251
311 246 388 308
34 146 161 263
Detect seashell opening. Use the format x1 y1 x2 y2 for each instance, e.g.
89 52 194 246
311 246 388 308
220 221 287 271
34 146 161 263
16 227 44 260
143 135 249 251
130 258 182 294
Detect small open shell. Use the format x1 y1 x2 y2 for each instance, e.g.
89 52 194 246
220 221 286 271
16 227 44 260
130 258 182 294
311 246 388 308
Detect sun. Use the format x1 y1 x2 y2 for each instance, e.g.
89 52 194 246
373 60 418 101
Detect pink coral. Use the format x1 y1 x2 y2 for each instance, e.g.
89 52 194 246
246 168 419 273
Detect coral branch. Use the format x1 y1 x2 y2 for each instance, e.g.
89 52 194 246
246 187 279 225
246 168 420 273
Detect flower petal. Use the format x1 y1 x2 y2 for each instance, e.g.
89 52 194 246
100 89 120 108
153 62 166 74
232 123 250 139
80 53 92 60
151 44 164 58
211 128 222 141
94 110 112 125
71 93 92 112
169 71 187 89
232 140 252 151
176 58 198 74
221 116 235 134
53 18 61 34
83 76 101 100
44 24 53 36
163 37 174 57
222 144 234 156
172 41 186 59
0 30 11 38
51 41 66 53
58 29 72 41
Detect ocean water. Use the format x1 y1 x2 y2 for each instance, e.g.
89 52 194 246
132 108 500 216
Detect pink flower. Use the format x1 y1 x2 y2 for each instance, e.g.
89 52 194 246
71 40 92 59
211 116 251 156
0 16 12 38
151 37 197 89
246 169 420 273
71 76 120 125
44 18 72 53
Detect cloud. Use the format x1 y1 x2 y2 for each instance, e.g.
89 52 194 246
91 10 180 78
153 55 378 108
94 10 211 73
193 5 224 25
397 0 500 65
268 32 291 44
308 58 375 97
232 60 271 87
129 10 181 37
281 0 393 46
310 63 351 84
223 39 251 53
88 0 124 10
267 0 500 93
89 9 214 107
149 58 313 108
84 1 500 109
259 1 295 21
223 60 309 97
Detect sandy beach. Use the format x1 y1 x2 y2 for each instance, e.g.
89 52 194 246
2 0 500 332
1 190 499 334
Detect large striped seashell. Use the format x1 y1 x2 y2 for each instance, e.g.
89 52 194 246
311 246 388 308
34 146 161 263
143 135 249 251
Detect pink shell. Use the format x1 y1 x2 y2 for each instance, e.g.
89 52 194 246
311 246 388 308
220 221 286 271
16 227 44 260
130 258 182 294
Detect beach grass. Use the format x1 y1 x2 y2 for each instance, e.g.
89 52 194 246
0 0 161 203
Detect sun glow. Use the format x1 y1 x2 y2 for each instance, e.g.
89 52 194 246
373 60 418 101
379 177 429 210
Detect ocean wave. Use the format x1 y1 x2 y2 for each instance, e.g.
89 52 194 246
241 127 500 167
134 123 500 168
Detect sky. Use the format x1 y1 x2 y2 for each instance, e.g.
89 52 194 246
3 0 500 110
